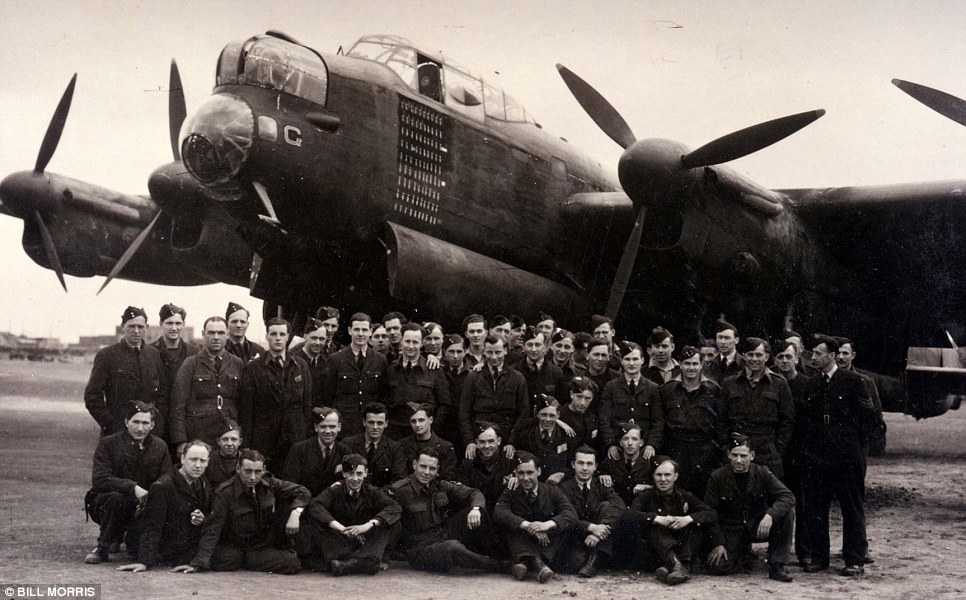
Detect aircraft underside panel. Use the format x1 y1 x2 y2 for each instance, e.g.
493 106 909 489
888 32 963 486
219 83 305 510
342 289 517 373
385 221 593 324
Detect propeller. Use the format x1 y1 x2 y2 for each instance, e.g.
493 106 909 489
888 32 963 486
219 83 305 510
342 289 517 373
19 75 78 291
556 64 824 320
892 79 966 127
98 60 186 294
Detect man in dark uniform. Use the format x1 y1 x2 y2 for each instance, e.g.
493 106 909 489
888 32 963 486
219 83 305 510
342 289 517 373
239 318 313 469
517 328 569 405
599 341 663 462
462 314 488 369
440 334 469 447
299 454 401 575
780 330 819 378
343 402 407 488
316 306 343 357
659 346 721 498
150 303 197 390
84 306 169 440
399 403 458 481
324 312 389 439
718 337 794 479
510 394 576 483
773 339 812 566
705 434 795 582
118 440 213 572
557 446 626 577
385 323 452 440
599 423 655 505
628 457 716 586
559 376 600 449
590 315 622 371
585 340 618 416
293 318 328 408
835 336 886 457
506 315 527 366
84 402 171 564
170 316 244 453
224 302 265 364
175 449 309 574
284 407 349 496
549 330 586 383
457 421 516 514
459 335 529 455
801 335 874 577
705 319 742 384
205 420 242 488
389 447 505 573
644 327 681 384
381 311 407 364
494 451 578 583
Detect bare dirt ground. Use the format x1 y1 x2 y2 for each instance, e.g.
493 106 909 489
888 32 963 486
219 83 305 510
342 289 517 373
1 359 964 600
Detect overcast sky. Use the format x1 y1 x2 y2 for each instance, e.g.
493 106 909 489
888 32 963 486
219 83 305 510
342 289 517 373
1 0 963 343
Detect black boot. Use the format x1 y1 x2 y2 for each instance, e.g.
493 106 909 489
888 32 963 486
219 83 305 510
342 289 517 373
666 554 690 586
532 557 557 584
578 550 599 578
330 558 362 576
769 563 794 582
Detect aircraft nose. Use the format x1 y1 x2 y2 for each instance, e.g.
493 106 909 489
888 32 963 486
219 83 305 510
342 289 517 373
181 93 254 188
0 171 56 218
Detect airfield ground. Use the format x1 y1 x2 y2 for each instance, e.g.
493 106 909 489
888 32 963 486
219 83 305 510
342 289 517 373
1 359 964 600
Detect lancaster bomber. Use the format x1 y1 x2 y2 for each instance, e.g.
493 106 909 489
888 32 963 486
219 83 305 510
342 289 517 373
1 31 963 422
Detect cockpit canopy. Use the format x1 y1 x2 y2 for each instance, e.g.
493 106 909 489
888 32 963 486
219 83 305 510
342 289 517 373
346 34 536 124
216 34 328 107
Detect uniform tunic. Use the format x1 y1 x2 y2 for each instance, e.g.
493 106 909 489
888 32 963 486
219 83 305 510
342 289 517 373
399 433 458 481
342 433 407 488
169 350 244 447
324 348 389 439
282 438 349 496
301 481 401 563
659 378 722 497
627 487 715 565
517 359 570 405
456 453 516 513
557 477 626 568
150 337 197 391
718 369 794 478
459 365 529 446
293 348 328 409
129 470 212 566
84 341 170 438
225 337 264 364
599 377 664 452
600 453 655 506
511 421 577 481
385 357 452 440
493 482 578 566
239 353 313 469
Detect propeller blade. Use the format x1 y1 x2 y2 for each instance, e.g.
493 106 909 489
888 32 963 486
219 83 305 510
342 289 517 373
169 60 187 160
681 109 825 169
32 210 67 292
96 210 162 295
892 79 966 128
35 74 77 173
556 64 637 149
605 205 647 320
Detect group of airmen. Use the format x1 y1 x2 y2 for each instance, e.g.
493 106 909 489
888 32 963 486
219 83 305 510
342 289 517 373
81 301 882 586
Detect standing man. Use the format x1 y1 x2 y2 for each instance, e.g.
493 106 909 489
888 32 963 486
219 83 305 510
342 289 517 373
534 312 556 340
706 320 741 384
645 327 681 384
224 302 264 364
151 303 197 388
590 315 622 371
628 457 717 586
599 342 663 462
175 449 309 574
390 448 505 574
518 328 569 404
294 318 329 408
239 318 313 469
170 316 244 452
315 306 342 357
83 402 171 564
494 452 577 583
284 407 349 496
85 306 169 439
506 315 527 366
659 346 721 498
343 402 407 489
835 336 886 456
462 314 488 369
299 454 401 575
381 311 407 364
489 315 512 344
557 446 626 577
585 340 618 416
385 323 452 440
399 403 458 481
325 313 389 439
440 334 469 446
801 335 874 577
705 434 795 582
718 337 794 479
459 334 529 455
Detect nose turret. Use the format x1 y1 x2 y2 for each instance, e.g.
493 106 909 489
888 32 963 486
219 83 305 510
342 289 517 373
181 94 255 189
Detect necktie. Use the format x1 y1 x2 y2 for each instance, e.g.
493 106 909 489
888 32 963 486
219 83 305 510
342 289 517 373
541 430 551 444
628 380 636 395
277 356 285 369
367 442 376 464
356 352 365 371
582 484 590 501
190 479 203 501
322 446 329 461
824 373 831 384
214 355 223 374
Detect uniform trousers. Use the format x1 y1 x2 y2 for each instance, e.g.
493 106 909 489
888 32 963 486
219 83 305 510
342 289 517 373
206 543 301 574
707 510 794 573
87 491 138 549
407 508 502 572
803 459 867 567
